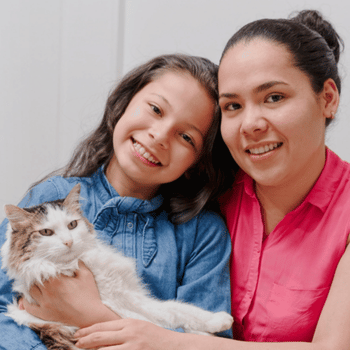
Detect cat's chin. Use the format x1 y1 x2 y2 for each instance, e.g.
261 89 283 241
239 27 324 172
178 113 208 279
54 250 82 264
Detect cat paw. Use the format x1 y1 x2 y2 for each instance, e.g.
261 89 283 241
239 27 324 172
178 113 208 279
206 311 233 333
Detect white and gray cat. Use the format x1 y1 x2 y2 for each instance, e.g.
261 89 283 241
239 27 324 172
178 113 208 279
1 184 233 350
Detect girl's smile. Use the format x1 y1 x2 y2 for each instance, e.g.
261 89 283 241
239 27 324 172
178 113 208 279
132 138 161 167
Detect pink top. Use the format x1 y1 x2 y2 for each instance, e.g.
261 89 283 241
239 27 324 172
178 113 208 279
221 149 350 342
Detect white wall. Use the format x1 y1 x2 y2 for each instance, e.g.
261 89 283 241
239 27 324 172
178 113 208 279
1 0 350 221
0 0 122 220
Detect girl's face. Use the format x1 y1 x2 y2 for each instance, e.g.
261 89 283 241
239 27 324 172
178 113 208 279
219 39 329 190
106 72 214 199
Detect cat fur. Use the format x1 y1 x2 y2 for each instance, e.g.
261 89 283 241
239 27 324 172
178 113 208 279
1 184 233 350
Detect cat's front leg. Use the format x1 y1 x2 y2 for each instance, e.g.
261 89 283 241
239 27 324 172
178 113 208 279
14 261 64 303
141 299 233 335
182 310 233 334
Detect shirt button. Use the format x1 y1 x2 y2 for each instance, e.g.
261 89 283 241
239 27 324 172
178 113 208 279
127 222 133 228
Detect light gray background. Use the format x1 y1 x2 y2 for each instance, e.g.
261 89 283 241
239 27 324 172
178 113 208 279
1 0 349 221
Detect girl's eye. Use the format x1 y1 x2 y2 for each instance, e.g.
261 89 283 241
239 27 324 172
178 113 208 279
266 94 284 103
39 228 54 236
151 104 162 115
67 220 78 230
181 133 194 146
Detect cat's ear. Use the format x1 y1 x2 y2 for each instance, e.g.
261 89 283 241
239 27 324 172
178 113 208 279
63 184 81 212
4 205 34 231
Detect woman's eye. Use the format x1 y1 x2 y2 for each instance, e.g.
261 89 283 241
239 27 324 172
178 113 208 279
39 228 54 236
225 102 241 111
181 133 194 146
151 104 161 115
266 94 284 103
67 220 78 230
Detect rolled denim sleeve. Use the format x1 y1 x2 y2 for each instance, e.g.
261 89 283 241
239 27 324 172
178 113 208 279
176 211 232 338
0 180 62 349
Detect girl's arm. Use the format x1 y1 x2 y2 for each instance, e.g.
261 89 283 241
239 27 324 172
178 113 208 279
20 261 121 328
74 239 350 350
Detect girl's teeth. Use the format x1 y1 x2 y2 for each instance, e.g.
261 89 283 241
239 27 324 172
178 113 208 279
133 141 160 164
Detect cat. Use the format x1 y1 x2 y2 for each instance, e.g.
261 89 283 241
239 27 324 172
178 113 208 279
1 184 233 350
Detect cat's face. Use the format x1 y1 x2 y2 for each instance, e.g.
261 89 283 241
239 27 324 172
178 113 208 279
4 184 94 266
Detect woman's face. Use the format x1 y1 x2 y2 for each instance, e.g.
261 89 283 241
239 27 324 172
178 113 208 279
106 71 214 199
218 39 329 190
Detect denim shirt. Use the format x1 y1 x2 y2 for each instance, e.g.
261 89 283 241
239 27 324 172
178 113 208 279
0 167 232 349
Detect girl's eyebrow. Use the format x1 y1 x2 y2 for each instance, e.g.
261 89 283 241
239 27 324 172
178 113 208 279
150 93 204 139
219 81 288 100
186 123 205 139
150 93 171 106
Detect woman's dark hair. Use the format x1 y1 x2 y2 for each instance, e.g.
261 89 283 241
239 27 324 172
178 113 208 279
221 10 344 126
33 54 223 224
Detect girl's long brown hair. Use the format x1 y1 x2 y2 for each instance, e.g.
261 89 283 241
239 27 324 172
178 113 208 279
32 54 236 224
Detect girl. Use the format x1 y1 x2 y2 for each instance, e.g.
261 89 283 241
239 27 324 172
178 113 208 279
71 9 350 350
0 54 232 349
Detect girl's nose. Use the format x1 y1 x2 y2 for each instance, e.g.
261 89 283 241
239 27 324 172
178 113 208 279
240 106 268 136
149 120 172 148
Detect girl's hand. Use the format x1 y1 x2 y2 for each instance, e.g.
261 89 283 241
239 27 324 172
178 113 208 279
19 261 120 328
74 319 183 350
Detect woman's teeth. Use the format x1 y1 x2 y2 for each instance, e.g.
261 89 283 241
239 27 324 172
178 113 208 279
248 142 282 155
133 141 160 165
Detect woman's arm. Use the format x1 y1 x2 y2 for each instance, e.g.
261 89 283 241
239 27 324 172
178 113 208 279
73 241 350 350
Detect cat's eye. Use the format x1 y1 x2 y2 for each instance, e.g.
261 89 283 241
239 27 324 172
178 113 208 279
67 220 78 230
39 228 54 236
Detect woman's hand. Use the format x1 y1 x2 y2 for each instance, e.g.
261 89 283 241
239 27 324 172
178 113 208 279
19 261 120 328
74 319 184 350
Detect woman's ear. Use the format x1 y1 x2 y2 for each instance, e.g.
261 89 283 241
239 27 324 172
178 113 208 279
321 78 340 120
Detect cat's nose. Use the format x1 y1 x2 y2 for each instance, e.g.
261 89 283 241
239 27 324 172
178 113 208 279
63 239 73 248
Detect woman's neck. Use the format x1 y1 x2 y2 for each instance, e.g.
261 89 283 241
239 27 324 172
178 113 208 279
256 151 327 235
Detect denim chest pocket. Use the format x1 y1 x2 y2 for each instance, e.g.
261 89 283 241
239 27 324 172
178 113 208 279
264 283 330 342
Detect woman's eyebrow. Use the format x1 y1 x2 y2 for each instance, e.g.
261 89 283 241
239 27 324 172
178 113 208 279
219 81 288 100
219 92 239 100
254 81 288 93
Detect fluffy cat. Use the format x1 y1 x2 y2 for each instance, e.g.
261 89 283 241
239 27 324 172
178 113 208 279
1 184 233 350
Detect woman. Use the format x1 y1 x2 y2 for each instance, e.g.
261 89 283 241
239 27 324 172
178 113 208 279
22 10 350 350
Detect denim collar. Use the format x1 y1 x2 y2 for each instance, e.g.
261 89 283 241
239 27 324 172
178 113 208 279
93 166 163 213
92 166 163 267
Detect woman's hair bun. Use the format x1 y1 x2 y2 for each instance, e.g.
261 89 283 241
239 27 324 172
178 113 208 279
289 10 343 63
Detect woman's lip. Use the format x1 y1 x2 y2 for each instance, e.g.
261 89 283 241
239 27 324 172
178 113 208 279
245 142 283 155
247 143 282 161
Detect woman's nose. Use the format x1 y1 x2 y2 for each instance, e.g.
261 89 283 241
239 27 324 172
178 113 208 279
240 105 268 136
